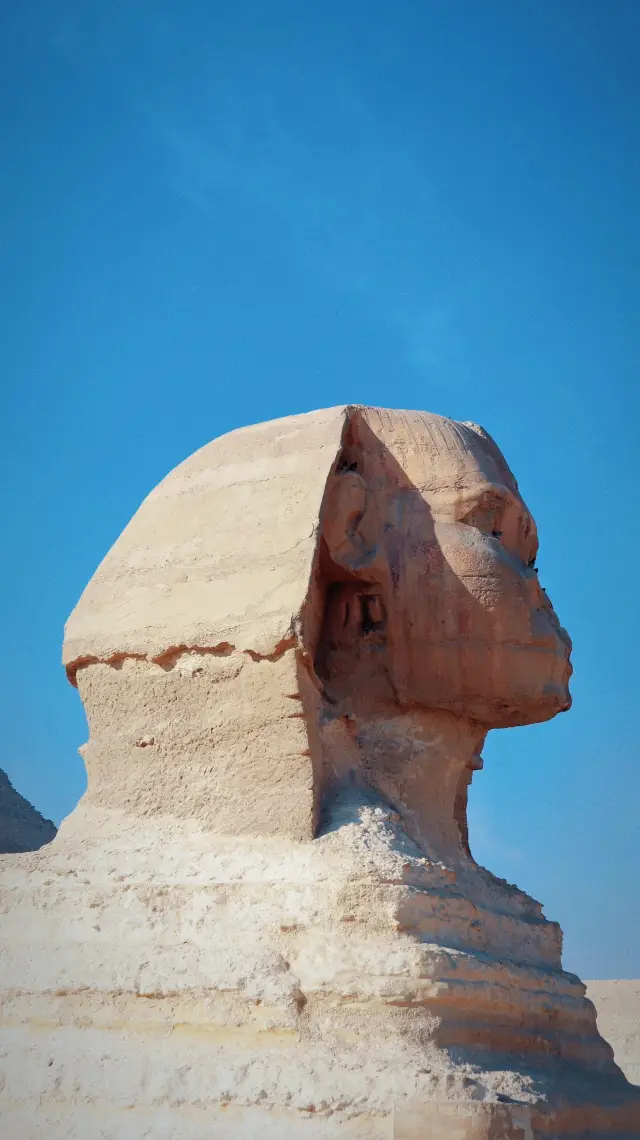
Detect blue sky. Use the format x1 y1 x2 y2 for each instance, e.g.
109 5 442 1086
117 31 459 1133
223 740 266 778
2 1 639 978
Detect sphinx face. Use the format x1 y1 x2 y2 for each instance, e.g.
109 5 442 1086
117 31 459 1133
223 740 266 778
317 410 572 728
408 443 572 726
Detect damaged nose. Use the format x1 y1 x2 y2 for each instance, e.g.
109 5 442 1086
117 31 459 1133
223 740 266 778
541 599 572 654
529 581 571 654
558 625 572 654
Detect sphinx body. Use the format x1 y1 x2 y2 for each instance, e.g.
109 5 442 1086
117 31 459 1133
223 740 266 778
0 406 637 1139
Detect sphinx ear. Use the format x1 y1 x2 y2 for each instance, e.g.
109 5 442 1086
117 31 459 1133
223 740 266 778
321 469 375 570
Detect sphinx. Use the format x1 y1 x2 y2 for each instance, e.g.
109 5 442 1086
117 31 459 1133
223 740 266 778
1 406 637 1139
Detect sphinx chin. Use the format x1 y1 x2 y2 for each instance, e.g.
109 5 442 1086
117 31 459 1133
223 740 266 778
482 684 573 729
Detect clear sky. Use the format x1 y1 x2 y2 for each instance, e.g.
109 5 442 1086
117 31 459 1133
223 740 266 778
2 1 639 978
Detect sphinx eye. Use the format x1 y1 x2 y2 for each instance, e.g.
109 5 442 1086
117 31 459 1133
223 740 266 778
459 491 507 538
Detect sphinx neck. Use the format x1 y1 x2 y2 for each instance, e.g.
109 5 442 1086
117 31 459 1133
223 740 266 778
320 707 486 863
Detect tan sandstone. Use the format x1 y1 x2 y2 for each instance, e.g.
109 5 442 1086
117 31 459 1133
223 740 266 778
0 406 638 1139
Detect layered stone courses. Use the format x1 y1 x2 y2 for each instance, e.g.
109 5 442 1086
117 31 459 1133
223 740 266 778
0 406 638 1138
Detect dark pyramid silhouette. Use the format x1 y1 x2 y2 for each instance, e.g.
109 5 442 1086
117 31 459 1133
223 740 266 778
0 768 56 854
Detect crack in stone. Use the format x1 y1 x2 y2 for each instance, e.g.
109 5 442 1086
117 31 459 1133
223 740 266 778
66 636 298 687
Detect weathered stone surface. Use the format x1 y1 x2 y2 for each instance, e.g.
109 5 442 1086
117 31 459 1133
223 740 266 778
0 768 56 854
588 981 640 1086
63 405 346 667
0 406 637 1138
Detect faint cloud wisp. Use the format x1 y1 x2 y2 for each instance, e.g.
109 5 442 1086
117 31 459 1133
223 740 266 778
138 85 467 375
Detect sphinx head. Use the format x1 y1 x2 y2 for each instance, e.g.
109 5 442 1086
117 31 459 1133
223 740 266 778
63 405 571 842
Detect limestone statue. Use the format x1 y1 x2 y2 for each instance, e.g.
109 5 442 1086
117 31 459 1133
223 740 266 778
1 406 638 1139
